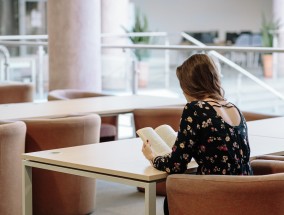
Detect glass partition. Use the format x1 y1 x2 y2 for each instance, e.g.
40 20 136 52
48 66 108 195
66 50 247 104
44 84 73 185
1 33 284 116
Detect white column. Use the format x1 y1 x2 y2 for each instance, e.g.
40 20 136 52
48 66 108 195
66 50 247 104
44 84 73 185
101 0 132 90
48 0 101 91
101 0 130 54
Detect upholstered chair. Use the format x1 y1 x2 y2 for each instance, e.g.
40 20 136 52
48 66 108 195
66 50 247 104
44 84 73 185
0 121 26 215
133 106 184 132
166 159 284 215
48 89 118 142
242 111 280 121
252 155 284 175
133 106 184 196
23 114 101 215
255 155 284 161
0 82 34 104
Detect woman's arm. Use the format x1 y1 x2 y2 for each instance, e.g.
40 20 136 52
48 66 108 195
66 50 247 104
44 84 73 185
153 103 199 174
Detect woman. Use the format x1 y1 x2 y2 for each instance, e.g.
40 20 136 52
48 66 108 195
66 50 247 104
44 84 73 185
142 53 253 215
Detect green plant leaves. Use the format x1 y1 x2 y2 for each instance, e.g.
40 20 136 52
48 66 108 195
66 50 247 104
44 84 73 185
122 7 151 61
261 13 281 47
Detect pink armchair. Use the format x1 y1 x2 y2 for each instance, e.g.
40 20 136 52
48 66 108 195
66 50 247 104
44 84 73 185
23 114 101 215
166 159 284 215
0 82 33 104
48 89 118 142
0 121 26 215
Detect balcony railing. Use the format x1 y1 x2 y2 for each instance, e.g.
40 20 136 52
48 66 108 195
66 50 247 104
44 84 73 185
0 33 284 114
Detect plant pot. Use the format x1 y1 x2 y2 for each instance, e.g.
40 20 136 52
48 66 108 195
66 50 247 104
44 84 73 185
136 61 149 88
262 54 273 78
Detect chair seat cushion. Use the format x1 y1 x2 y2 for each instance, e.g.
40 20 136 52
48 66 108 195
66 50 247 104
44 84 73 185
100 124 117 142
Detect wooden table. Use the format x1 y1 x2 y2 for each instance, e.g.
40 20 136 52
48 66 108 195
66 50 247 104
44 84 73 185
22 138 165 215
22 134 284 215
247 117 284 139
249 135 284 157
0 95 186 120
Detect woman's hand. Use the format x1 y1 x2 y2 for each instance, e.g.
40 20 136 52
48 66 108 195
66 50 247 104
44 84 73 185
142 140 156 163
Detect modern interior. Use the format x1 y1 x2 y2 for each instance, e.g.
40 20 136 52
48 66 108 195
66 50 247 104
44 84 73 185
1 1 284 215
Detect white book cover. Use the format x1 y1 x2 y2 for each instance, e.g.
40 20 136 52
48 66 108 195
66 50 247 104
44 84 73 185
137 124 177 156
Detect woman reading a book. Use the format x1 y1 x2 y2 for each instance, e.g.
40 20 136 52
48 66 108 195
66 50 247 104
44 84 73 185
142 53 253 215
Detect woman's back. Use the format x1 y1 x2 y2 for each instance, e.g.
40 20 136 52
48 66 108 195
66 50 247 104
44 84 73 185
205 99 241 127
185 100 252 175
152 100 252 175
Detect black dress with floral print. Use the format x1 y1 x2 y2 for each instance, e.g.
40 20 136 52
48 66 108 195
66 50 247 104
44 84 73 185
153 101 253 175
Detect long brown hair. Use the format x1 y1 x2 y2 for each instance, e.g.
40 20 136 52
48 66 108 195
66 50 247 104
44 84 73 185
176 53 224 100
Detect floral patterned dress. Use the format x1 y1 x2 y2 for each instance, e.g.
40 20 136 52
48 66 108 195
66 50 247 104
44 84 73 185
153 101 253 175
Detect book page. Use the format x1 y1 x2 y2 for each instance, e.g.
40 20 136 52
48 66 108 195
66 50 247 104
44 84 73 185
154 124 177 148
136 127 171 156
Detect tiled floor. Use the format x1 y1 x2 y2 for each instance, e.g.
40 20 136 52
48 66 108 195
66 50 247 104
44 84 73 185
93 180 164 215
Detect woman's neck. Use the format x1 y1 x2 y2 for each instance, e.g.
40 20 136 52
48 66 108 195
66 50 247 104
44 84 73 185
203 97 225 102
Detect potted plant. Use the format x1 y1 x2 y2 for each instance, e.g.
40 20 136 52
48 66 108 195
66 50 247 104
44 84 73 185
123 8 151 87
260 14 280 78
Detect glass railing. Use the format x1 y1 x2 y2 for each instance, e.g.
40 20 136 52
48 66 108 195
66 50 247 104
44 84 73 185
101 32 284 115
1 33 284 115
0 35 48 100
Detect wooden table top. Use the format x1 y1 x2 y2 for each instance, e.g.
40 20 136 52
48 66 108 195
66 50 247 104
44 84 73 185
22 134 284 182
249 135 284 157
22 138 168 181
0 95 186 121
247 117 284 139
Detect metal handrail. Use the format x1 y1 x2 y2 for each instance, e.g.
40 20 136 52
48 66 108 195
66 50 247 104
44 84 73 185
0 41 48 46
101 32 168 37
101 44 284 53
1 41 284 53
1 33 284 53
1 34 284 101
0 32 167 40
180 32 284 101
0 35 48 40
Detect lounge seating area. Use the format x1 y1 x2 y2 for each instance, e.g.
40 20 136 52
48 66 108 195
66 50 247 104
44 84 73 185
1 2 284 214
0 81 283 214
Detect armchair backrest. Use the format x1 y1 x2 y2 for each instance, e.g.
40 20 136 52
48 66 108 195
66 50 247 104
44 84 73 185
167 172 284 215
23 114 101 215
0 121 26 215
242 111 280 122
0 83 33 104
133 106 184 132
47 89 118 141
48 89 108 100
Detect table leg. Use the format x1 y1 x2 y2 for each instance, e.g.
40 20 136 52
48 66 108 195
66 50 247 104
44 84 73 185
144 182 156 215
22 162 32 215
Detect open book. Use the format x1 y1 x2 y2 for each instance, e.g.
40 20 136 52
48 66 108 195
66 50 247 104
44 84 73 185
136 124 177 156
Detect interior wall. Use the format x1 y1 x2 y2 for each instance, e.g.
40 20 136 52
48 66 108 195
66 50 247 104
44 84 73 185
130 0 272 44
